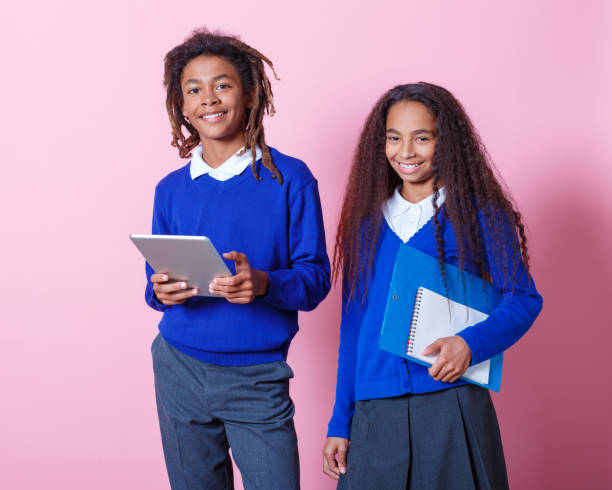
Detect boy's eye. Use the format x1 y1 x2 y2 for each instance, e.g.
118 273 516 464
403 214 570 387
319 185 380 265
187 88 200 94
216 83 230 90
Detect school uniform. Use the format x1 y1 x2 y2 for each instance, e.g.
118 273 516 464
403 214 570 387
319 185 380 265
146 145 330 490
328 188 543 490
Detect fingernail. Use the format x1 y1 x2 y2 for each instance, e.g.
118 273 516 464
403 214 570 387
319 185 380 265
340 467 346 474
213 278 219 284
209 285 214 293
161 275 167 281
181 282 187 289
192 289 198 295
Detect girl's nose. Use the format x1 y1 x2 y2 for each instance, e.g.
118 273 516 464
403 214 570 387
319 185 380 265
399 140 415 159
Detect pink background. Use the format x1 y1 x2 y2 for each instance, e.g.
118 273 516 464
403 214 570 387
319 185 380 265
2 0 611 488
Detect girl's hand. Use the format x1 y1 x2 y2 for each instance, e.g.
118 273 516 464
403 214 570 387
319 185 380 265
322 437 350 480
209 251 269 304
151 273 198 305
423 336 472 383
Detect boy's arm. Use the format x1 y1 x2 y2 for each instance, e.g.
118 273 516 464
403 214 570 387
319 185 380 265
145 187 170 312
261 180 331 311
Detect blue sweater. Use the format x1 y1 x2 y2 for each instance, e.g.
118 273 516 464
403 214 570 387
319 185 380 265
327 210 543 439
145 147 331 366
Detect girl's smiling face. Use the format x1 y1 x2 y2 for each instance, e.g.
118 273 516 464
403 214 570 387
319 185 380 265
181 55 253 149
385 100 438 202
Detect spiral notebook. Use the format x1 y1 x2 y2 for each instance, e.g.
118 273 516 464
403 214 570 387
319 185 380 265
407 287 491 385
378 245 503 391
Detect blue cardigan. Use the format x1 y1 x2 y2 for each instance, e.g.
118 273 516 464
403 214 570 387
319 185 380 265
145 147 331 366
327 210 543 439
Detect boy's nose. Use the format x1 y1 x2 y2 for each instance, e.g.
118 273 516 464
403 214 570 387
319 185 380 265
202 97 219 106
201 89 220 106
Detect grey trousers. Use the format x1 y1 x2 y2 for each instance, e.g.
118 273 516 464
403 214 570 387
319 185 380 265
338 385 509 490
151 334 300 490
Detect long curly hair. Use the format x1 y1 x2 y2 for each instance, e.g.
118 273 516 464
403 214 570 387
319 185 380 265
334 82 530 301
163 28 282 183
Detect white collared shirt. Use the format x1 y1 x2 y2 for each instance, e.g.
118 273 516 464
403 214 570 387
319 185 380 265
383 187 446 243
190 144 262 181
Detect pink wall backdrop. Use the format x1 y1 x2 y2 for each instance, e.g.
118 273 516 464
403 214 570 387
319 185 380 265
2 0 611 488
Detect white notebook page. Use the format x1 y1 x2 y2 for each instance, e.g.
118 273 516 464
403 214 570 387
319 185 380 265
408 287 491 385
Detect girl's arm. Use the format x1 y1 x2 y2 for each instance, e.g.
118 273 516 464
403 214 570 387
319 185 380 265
323 284 364 478
327 286 364 439
455 212 543 365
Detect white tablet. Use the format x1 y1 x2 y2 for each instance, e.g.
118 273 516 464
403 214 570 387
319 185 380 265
130 234 231 297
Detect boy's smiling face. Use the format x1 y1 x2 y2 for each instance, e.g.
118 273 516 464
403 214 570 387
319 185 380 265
181 55 253 152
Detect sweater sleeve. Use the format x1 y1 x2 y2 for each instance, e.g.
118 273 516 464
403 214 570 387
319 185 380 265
144 187 169 312
455 212 543 365
261 181 331 311
326 284 364 439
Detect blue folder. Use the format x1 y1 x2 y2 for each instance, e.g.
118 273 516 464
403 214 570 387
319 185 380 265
379 245 504 391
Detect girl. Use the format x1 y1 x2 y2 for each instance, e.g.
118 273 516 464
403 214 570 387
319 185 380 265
322 83 542 489
145 29 330 490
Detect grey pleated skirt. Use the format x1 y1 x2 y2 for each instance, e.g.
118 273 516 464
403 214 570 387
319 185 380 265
338 384 509 490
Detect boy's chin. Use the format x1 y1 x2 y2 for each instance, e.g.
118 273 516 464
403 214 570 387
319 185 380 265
195 125 246 144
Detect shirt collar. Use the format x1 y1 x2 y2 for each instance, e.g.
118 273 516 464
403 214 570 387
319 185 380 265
190 144 262 180
386 186 446 217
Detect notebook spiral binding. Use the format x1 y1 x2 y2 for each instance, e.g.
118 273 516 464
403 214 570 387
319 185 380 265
406 287 424 354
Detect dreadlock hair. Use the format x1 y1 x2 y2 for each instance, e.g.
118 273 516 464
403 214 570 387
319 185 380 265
334 82 531 302
163 28 282 183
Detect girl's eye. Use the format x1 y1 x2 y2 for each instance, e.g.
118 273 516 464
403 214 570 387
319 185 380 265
187 88 200 94
416 137 430 143
216 83 230 90
387 136 400 142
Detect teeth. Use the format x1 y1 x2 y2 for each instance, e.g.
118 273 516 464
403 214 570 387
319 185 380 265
202 112 225 119
399 162 422 169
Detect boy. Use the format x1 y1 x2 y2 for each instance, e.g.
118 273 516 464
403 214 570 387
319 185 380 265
145 29 330 490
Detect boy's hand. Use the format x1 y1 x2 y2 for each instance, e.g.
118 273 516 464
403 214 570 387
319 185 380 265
151 273 198 305
423 335 472 383
323 437 350 480
209 251 269 304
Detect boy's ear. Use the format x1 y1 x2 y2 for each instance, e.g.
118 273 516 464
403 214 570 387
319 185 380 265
245 91 255 110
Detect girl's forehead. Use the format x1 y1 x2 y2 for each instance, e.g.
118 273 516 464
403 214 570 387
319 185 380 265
387 100 435 127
